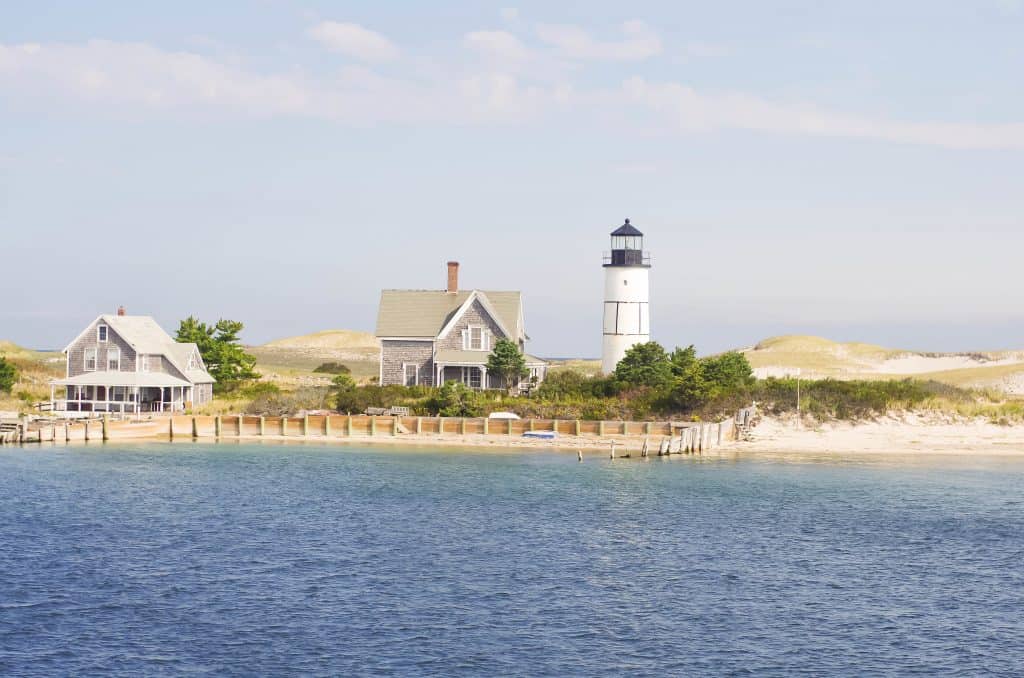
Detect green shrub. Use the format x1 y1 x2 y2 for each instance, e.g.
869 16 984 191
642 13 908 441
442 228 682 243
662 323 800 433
0 356 16 394
313 362 351 375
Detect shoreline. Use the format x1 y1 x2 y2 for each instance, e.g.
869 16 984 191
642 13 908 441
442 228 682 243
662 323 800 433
11 414 1024 457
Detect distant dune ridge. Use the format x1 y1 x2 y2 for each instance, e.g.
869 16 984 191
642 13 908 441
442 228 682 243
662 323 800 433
261 330 380 350
744 335 1024 394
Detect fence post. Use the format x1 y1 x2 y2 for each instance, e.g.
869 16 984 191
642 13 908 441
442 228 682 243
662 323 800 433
282 416 288 436
717 423 722 447
370 416 377 436
102 415 109 442
325 415 331 437
192 416 198 439
214 416 222 438
575 419 581 436
259 416 265 436
416 416 422 434
483 417 489 435
598 420 605 436
169 417 174 441
552 418 559 433
529 418 535 432
508 418 513 436
347 415 353 437
393 417 399 436
460 417 466 435
645 421 652 435
238 415 244 437
439 416 444 434
65 422 70 442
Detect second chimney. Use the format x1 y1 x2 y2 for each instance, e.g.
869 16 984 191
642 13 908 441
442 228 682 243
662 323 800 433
447 261 459 294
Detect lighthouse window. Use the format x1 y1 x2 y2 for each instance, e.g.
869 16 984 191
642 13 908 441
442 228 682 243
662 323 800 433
623 280 628 286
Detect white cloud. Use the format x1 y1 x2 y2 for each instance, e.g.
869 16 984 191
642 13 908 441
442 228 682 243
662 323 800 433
464 30 531 62
535 19 661 61
307 21 399 62
622 77 1024 150
2 39 1023 150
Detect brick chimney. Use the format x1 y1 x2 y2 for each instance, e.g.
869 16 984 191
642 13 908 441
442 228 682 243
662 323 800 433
446 261 459 294
117 305 126 316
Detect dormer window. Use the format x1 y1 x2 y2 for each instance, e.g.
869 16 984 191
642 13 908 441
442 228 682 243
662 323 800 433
97 325 108 342
463 326 489 351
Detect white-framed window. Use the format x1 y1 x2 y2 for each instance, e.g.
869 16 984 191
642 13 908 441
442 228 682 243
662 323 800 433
461 366 481 388
187 352 198 370
403 363 418 386
107 347 120 371
84 348 97 371
462 326 489 351
97 325 108 342
140 354 150 372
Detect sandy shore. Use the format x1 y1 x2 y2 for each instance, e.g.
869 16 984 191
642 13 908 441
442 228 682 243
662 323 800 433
743 414 1024 455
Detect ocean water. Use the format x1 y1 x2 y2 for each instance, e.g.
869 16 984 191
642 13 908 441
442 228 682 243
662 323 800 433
1 443 1023 676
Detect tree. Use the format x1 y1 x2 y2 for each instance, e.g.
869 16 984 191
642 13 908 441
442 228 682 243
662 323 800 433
0 356 16 394
331 374 358 411
176 316 260 392
434 381 481 417
667 344 709 410
613 341 674 389
700 352 755 393
486 339 528 393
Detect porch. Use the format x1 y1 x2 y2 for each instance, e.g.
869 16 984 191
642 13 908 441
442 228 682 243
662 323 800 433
51 373 194 416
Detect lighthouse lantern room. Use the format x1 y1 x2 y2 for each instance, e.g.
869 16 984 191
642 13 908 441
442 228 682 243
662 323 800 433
601 219 651 374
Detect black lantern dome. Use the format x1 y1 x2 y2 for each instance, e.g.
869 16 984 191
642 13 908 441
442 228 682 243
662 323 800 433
604 219 649 267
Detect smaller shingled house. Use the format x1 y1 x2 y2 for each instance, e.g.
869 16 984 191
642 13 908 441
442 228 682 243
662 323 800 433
51 308 215 415
375 262 547 390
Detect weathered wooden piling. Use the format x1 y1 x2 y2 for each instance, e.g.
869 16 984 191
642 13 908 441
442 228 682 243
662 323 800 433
192 416 198 439
416 416 422 434
324 415 331 437
370 416 377 436
169 417 174 441
259 416 265 436
282 416 288 436
214 415 222 438
302 414 309 437
347 415 354 437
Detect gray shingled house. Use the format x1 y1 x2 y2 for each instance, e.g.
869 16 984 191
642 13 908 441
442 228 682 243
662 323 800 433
51 308 215 415
375 262 547 390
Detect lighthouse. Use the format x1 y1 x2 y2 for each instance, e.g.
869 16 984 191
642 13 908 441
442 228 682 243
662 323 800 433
601 219 651 374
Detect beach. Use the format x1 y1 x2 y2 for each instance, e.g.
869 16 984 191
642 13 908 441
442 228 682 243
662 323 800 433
744 414 1024 455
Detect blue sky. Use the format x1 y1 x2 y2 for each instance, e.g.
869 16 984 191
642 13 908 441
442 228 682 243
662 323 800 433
2 1 1023 356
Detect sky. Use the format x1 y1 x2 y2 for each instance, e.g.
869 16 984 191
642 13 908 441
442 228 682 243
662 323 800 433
1 1 1023 357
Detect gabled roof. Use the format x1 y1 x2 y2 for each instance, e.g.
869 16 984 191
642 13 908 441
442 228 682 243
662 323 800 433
64 314 215 384
376 290 524 340
611 218 643 237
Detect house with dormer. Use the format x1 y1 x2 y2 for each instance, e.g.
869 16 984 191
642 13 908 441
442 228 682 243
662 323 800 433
375 262 547 389
50 308 215 415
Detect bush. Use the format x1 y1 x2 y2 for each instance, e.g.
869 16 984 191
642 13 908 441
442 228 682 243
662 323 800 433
313 362 351 375
0 356 16 394
245 387 330 416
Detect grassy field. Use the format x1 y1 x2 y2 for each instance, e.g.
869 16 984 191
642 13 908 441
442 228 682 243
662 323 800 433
0 342 64 414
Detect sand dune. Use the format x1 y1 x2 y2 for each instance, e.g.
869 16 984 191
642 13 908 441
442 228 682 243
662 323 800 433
745 335 1024 394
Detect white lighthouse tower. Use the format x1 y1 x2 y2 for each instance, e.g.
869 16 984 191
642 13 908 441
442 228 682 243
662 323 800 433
601 219 650 374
